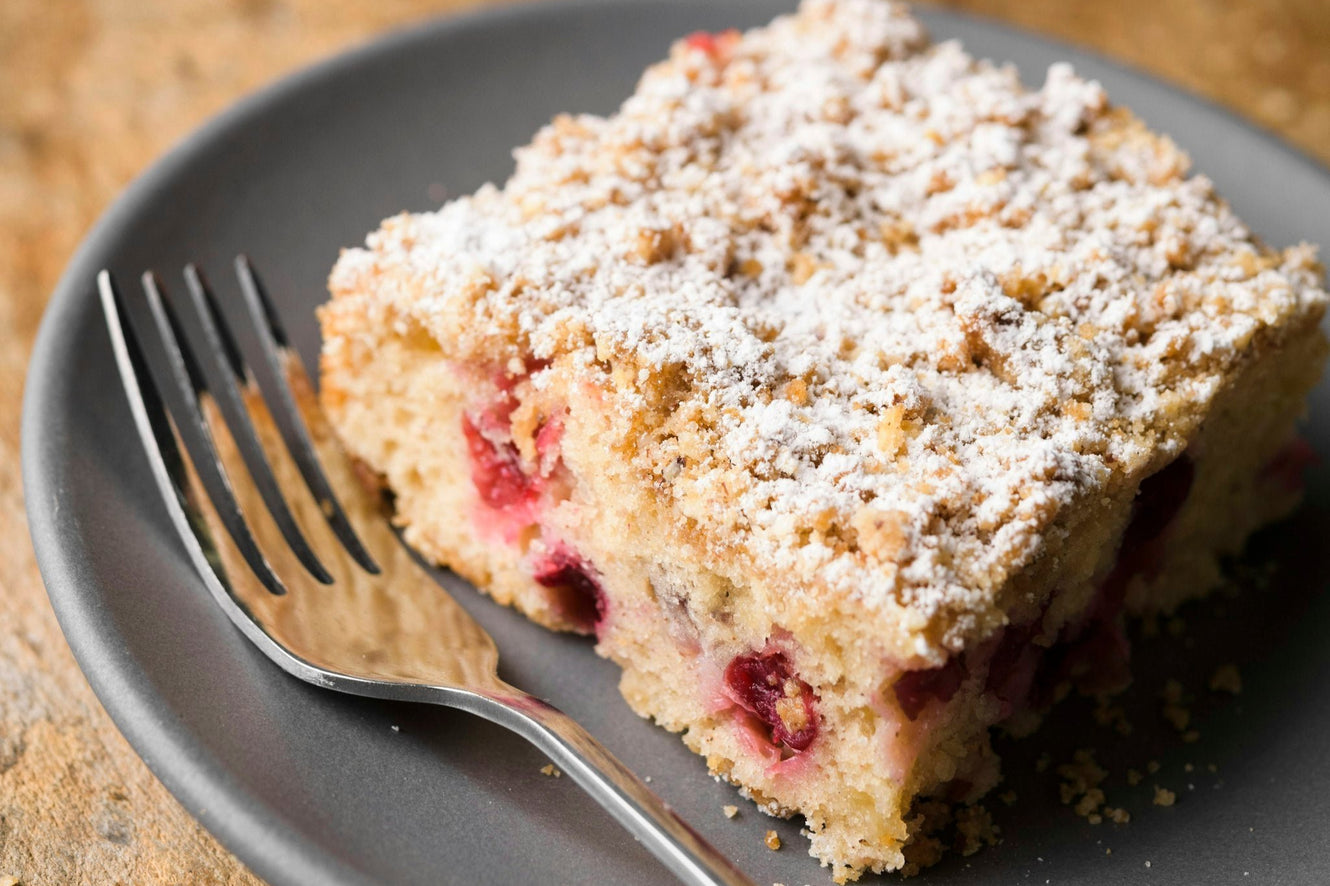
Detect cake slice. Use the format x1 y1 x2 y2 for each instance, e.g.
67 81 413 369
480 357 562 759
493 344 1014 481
317 1 1328 879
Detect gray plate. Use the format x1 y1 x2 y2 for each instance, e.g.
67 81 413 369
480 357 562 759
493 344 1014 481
22 2 1330 884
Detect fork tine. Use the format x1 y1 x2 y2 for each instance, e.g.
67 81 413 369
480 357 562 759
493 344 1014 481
98 272 191 510
173 264 334 584
230 255 380 574
110 269 288 596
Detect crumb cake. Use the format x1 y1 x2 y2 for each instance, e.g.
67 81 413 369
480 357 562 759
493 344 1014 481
318 1 1328 879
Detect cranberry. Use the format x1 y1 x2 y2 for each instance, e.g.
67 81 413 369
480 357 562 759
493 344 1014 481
1124 454 1194 549
893 657 966 721
1261 437 1318 493
724 651 819 752
983 623 1043 717
534 415 564 468
683 29 738 57
533 548 605 634
462 415 536 510
1063 619 1131 695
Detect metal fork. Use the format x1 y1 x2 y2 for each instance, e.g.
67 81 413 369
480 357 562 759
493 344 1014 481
97 256 753 886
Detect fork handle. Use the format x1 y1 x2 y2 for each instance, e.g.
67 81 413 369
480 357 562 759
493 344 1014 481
458 685 756 886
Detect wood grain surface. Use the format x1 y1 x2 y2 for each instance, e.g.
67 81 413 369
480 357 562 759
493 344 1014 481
3 1 1327 883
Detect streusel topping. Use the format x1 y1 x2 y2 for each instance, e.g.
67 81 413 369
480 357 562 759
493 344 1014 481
330 0 1326 650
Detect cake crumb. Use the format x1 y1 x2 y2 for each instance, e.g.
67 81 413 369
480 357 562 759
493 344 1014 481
1147 760 1161 774
1074 789 1106 817
1184 763 1194 773
1153 786 1177 807
1058 749 1107 808
1104 807 1131 824
1182 730 1200 743
1209 664 1243 694
1163 705 1190 731
1093 698 1132 736
540 764 562 778
1058 749 1121 824
900 800 951 874
765 830 782 851
1126 769 1143 786
998 790 1018 806
955 804 1001 856
723 805 739 819
1160 679 1194 734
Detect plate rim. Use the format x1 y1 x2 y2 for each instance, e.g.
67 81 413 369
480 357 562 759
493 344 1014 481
21 2 1330 884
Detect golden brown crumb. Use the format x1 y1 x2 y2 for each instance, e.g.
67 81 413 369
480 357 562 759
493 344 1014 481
1147 760 1161 774
1163 704 1191 731
1153 786 1177 807
1058 749 1107 800
998 790 1018 806
723 805 739 819
1058 749 1116 822
1126 769 1143 786
900 800 951 875
540 763 562 778
1209 664 1243 694
1074 789 1106 817
765 830 782 851
1104 807 1131 824
1094 698 1133 736
1161 680 1192 733
1184 763 1194 773
955 804 1001 856
900 837 945 877
775 679 812 734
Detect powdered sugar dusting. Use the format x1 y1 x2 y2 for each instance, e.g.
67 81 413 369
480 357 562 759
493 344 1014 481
329 0 1326 650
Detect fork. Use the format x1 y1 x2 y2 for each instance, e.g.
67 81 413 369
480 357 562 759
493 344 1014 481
97 256 755 886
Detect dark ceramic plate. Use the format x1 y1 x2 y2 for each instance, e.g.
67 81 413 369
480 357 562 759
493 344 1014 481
22 2 1330 884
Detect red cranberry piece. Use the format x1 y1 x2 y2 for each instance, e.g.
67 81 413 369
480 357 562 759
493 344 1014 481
533 548 605 633
724 651 819 752
476 358 551 436
462 415 536 510
1063 618 1131 695
1124 454 1194 548
683 29 738 57
984 623 1043 716
1261 437 1318 493
893 657 965 721
534 415 564 466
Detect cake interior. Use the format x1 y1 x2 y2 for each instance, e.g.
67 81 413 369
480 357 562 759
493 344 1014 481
319 303 1325 879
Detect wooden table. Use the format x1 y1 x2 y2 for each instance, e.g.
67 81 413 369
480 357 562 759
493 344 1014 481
3 0 1327 882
